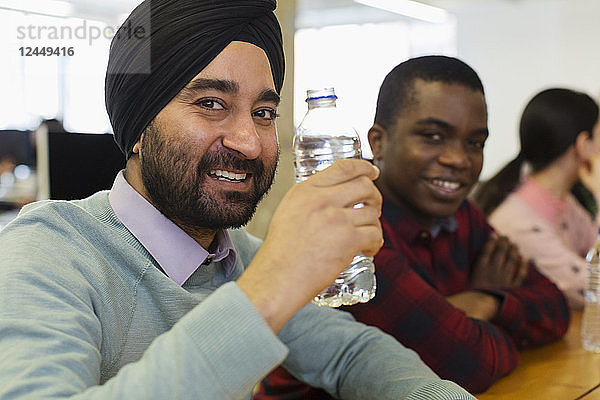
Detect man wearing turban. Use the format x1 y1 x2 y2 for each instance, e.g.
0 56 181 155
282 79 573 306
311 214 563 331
0 1 475 399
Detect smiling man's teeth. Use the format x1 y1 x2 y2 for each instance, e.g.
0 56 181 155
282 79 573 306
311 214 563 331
431 179 460 190
209 169 247 182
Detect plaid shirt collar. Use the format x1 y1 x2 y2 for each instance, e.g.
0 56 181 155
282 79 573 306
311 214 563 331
382 198 459 243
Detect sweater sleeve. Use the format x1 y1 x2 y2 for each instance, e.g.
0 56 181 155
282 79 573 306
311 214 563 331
0 208 477 400
0 263 287 400
0 250 474 400
277 304 476 400
0 220 287 400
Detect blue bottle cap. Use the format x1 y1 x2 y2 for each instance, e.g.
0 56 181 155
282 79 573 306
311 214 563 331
306 87 337 102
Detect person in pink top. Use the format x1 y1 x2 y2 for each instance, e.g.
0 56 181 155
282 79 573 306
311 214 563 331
473 88 600 308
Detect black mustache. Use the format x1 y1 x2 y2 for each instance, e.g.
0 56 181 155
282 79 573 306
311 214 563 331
197 149 265 177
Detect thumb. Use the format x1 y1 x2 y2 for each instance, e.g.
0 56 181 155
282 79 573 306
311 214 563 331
308 159 380 187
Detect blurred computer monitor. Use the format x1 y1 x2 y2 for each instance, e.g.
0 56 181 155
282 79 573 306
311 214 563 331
0 130 36 208
37 127 125 200
0 130 35 166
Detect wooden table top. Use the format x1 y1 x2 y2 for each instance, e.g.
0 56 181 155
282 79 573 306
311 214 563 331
478 311 600 400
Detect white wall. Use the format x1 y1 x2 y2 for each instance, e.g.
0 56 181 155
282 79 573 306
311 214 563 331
448 0 600 178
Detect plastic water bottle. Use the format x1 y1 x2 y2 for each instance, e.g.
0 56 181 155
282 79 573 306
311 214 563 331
293 87 376 307
582 234 600 352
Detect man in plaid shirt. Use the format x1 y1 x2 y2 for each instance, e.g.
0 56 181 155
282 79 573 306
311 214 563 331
256 56 570 398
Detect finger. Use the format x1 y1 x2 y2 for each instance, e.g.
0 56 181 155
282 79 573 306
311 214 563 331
474 236 498 271
487 236 512 281
353 225 384 257
340 205 381 227
500 243 522 287
316 174 382 211
308 159 380 187
342 176 382 210
471 237 499 287
322 209 382 258
513 259 530 287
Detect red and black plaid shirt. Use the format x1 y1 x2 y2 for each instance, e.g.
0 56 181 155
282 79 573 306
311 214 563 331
256 199 570 399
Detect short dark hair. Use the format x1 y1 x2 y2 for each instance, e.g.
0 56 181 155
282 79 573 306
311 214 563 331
373 55 485 131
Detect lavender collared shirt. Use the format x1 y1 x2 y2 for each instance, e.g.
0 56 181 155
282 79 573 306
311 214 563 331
108 171 237 285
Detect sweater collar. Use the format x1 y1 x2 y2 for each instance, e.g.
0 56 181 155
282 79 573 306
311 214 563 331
108 171 237 285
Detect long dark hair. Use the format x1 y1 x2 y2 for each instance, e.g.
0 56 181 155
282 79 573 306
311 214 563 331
473 88 599 216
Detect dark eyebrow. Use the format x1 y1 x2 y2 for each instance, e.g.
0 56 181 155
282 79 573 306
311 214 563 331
179 78 239 100
258 88 281 106
179 78 280 106
416 117 489 137
415 117 452 129
475 129 489 139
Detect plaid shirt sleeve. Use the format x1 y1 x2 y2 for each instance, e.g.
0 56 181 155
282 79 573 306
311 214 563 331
254 201 570 398
255 367 327 400
349 246 520 394
466 201 571 350
345 201 569 394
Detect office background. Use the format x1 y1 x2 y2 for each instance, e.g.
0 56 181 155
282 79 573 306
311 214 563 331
0 0 599 238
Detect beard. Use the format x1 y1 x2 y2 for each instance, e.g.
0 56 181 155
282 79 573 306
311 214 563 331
139 122 278 230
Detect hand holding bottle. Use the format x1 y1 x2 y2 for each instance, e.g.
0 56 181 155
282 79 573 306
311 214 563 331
237 159 382 333
293 88 377 307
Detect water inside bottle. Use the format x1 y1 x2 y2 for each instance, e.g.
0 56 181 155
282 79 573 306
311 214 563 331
293 133 376 306
582 303 600 352
293 135 361 182
582 262 600 352
313 253 377 307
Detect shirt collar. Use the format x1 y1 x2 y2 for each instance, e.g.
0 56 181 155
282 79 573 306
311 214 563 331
108 171 237 285
382 197 458 242
430 215 458 237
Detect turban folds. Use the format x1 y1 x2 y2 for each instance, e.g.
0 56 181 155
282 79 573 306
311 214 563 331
105 0 284 157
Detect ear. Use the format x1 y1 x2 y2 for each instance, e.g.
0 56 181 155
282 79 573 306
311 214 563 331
132 137 142 156
368 123 387 161
575 130 592 160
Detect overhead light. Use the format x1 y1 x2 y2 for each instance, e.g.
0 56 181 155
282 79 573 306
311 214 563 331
0 0 73 17
354 0 449 24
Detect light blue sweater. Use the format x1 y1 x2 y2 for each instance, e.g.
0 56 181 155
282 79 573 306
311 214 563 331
0 192 476 400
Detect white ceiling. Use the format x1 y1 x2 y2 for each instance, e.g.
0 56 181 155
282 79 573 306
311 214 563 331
65 0 140 23
0 0 523 25
296 0 410 29
295 0 527 28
